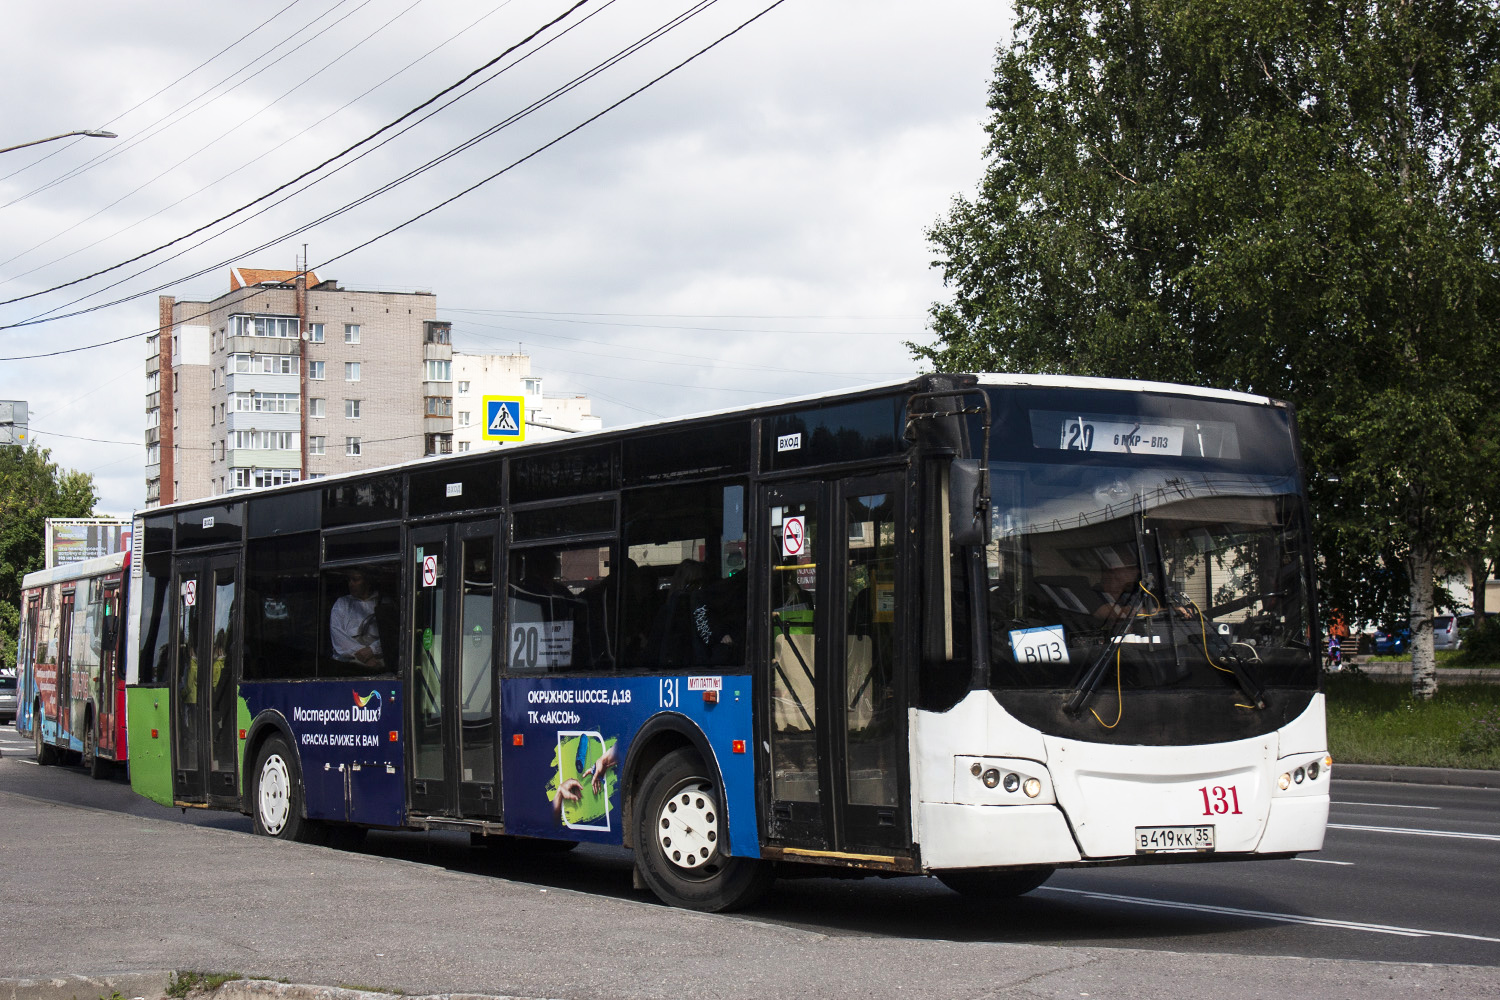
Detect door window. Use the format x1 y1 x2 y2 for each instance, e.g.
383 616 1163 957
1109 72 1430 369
412 540 446 785
768 499 818 803
843 492 898 808
459 537 495 785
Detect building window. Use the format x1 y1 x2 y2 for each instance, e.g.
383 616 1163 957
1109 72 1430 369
457 380 470 395
345 399 361 419
233 469 252 489
346 437 362 456
308 436 325 455
309 398 325 418
248 469 301 488
458 441 471 453
232 430 298 451
308 323 324 343
309 361 325 380
425 359 452 381
344 324 361 344
229 315 299 339
232 354 297 375
231 392 299 413
425 396 452 416
424 433 452 456
345 362 361 381
458 411 470 427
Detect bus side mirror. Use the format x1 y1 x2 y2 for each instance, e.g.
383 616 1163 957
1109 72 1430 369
949 459 987 546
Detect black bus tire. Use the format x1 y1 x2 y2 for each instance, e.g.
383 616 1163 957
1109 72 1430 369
84 715 108 779
252 735 320 842
937 867 1055 898
633 747 771 912
33 706 56 766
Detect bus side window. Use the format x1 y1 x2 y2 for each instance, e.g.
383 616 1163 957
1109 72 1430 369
621 481 747 670
244 533 319 681
507 544 615 673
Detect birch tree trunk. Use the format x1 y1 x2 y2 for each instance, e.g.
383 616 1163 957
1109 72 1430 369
1409 545 1438 700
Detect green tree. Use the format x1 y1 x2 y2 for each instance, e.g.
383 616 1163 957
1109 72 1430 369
921 0 1500 698
0 445 96 667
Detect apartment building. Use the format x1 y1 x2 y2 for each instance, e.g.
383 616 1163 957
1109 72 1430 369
145 267 453 505
450 353 600 453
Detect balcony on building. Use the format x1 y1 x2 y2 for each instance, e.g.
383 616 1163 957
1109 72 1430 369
423 320 453 362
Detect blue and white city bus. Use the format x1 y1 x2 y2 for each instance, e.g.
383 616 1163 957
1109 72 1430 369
125 373 1329 910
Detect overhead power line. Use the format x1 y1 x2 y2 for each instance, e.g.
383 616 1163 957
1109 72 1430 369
0 0 527 294
0 0 303 187
1 0 793 359
0 0 598 312
1 0 726 329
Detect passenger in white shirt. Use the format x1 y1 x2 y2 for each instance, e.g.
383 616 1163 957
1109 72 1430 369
330 568 384 668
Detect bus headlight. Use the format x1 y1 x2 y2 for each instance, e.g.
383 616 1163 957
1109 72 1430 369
982 768 1001 788
1002 772 1020 793
1022 778 1042 798
1306 760 1320 781
1277 772 1292 790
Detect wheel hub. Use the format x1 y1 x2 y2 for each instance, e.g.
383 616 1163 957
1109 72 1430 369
656 780 720 870
259 753 291 835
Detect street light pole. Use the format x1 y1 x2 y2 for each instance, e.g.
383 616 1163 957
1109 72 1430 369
0 129 118 155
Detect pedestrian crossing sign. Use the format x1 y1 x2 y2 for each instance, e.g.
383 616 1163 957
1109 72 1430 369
483 395 525 442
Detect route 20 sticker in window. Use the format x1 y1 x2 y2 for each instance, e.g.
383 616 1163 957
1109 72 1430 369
1009 624 1068 665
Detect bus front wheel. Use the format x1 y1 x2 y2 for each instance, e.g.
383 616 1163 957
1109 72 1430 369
937 867 1055 898
252 735 318 842
633 748 771 912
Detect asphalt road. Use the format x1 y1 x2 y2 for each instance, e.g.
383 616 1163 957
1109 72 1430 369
2 726 1498 999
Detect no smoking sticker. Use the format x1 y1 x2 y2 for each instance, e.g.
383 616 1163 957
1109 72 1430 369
182 580 197 607
782 516 806 558
422 554 438 587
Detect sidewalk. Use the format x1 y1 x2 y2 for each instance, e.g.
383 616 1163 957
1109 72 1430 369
1338 659 1500 683
1336 762 1500 789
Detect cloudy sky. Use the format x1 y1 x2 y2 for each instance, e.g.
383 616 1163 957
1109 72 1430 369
0 0 1012 515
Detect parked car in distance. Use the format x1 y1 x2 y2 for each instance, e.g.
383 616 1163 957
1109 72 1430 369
0 671 16 723
1373 628 1411 655
1433 614 1462 651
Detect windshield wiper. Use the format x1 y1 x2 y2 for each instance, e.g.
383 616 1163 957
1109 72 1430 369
1064 584 1145 716
1065 507 1152 716
1218 642 1268 710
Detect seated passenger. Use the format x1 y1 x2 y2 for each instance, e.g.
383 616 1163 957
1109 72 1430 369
331 568 385 669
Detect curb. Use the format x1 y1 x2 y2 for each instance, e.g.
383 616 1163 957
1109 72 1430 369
218 982 559 1000
0 972 174 1000
1334 763 1500 789
0 979 555 1000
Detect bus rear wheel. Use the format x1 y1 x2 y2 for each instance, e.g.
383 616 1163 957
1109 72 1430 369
33 706 56 766
937 867 1054 898
633 748 770 912
84 715 108 779
252 735 319 843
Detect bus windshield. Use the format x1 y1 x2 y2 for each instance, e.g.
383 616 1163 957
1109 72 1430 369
976 387 1319 742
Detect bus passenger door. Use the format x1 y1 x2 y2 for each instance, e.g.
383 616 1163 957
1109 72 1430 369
171 555 240 803
762 473 909 859
408 521 501 820
97 583 121 758
56 591 76 740
20 595 41 733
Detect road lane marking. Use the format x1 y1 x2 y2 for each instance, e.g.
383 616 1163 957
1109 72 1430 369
1328 823 1500 842
1040 887 1500 942
1293 857 1354 865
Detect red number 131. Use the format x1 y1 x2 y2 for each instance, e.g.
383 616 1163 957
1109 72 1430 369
1198 785 1242 816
